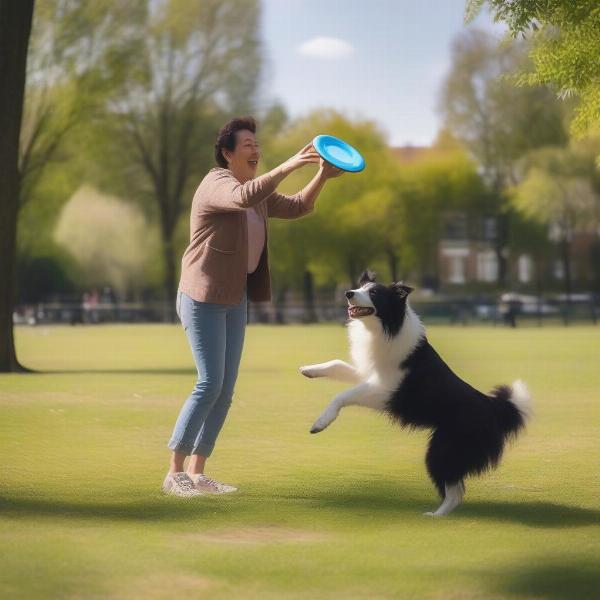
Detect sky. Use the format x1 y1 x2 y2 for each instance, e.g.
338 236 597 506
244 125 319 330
260 0 506 147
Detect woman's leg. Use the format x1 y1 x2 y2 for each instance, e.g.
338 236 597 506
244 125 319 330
167 293 227 464
188 293 247 472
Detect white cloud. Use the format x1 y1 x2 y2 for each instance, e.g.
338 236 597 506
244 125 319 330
297 36 355 60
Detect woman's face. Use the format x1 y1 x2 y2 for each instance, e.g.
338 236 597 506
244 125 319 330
223 129 260 182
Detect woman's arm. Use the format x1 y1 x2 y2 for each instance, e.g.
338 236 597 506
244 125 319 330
202 143 321 213
267 159 344 219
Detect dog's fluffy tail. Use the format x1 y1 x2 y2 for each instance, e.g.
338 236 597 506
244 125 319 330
489 379 532 438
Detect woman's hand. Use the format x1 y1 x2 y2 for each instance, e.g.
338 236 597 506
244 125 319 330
319 158 345 179
269 142 342 188
284 142 321 173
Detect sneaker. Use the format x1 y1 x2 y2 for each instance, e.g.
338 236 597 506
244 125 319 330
162 472 203 497
189 474 237 494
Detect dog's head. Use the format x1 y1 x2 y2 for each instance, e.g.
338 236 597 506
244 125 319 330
345 270 414 337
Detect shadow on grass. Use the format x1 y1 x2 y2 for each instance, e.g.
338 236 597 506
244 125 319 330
457 500 600 528
275 483 600 528
1 480 598 529
488 559 600 600
0 494 232 522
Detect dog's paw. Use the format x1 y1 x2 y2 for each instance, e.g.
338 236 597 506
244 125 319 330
299 365 320 378
310 410 336 433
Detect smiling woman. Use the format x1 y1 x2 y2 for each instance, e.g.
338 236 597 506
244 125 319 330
163 116 346 497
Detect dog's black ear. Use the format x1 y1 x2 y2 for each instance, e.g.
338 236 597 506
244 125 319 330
392 282 414 299
359 270 376 286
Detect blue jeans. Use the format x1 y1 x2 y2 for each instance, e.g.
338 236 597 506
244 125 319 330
168 291 247 456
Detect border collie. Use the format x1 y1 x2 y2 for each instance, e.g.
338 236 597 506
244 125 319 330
300 271 531 516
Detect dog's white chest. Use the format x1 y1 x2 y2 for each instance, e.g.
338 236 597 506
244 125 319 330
347 311 424 391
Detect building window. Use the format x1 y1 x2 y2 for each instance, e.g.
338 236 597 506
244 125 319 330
449 256 466 284
482 217 497 241
444 215 468 240
518 254 533 283
476 251 498 282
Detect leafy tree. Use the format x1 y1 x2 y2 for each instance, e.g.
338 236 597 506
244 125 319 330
1 0 146 371
513 139 600 314
466 0 600 137
91 0 264 318
264 110 395 322
396 146 489 289
54 186 161 296
439 29 567 284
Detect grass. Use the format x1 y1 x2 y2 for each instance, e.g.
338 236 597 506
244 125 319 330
1 322 599 599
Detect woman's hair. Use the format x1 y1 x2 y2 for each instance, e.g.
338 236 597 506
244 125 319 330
214 116 257 168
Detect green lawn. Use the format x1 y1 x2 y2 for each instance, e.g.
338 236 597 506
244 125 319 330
1 323 599 599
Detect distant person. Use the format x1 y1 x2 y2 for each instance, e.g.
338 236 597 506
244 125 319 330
163 116 344 497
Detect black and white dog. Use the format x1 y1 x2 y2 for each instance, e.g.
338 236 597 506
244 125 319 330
300 271 531 516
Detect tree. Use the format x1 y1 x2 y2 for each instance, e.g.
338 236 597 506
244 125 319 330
439 30 567 285
0 0 34 372
54 185 160 296
93 0 263 319
19 1 146 207
264 110 395 323
513 140 600 319
395 146 489 290
466 0 600 137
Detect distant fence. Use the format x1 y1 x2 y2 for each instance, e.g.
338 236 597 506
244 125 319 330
13 294 600 327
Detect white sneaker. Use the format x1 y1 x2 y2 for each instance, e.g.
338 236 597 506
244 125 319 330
189 474 237 494
162 472 203 497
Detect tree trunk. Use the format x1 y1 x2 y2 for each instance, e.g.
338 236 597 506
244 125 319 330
302 270 317 323
274 285 287 324
0 1 34 372
161 235 177 323
386 247 398 282
495 212 510 288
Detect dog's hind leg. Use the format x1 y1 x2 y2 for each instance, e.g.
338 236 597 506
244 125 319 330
300 360 361 383
424 482 465 517
310 382 388 433
424 429 466 516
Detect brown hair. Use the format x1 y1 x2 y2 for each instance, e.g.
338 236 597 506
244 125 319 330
214 116 257 168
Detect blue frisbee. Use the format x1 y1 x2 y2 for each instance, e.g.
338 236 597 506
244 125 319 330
312 134 365 172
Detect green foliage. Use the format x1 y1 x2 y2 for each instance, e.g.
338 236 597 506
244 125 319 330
397 147 488 281
21 0 146 205
263 110 397 287
54 185 161 295
466 1 600 137
87 0 264 302
440 29 567 187
261 111 489 291
513 139 600 233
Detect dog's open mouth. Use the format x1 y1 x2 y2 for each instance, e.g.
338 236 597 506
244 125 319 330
348 305 375 319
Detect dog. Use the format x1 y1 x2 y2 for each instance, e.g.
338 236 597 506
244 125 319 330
300 271 531 516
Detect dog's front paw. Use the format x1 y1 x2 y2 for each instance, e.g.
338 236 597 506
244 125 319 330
299 365 321 378
310 409 337 434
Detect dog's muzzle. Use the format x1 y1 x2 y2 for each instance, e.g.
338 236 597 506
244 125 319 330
348 305 375 318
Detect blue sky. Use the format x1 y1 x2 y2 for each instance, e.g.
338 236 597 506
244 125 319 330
260 0 505 147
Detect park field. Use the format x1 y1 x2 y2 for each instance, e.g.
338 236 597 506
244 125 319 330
1 323 599 599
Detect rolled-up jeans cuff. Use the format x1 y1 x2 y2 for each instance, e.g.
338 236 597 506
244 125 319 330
167 439 194 455
191 443 214 457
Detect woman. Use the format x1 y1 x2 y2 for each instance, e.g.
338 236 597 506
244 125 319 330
163 116 343 496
